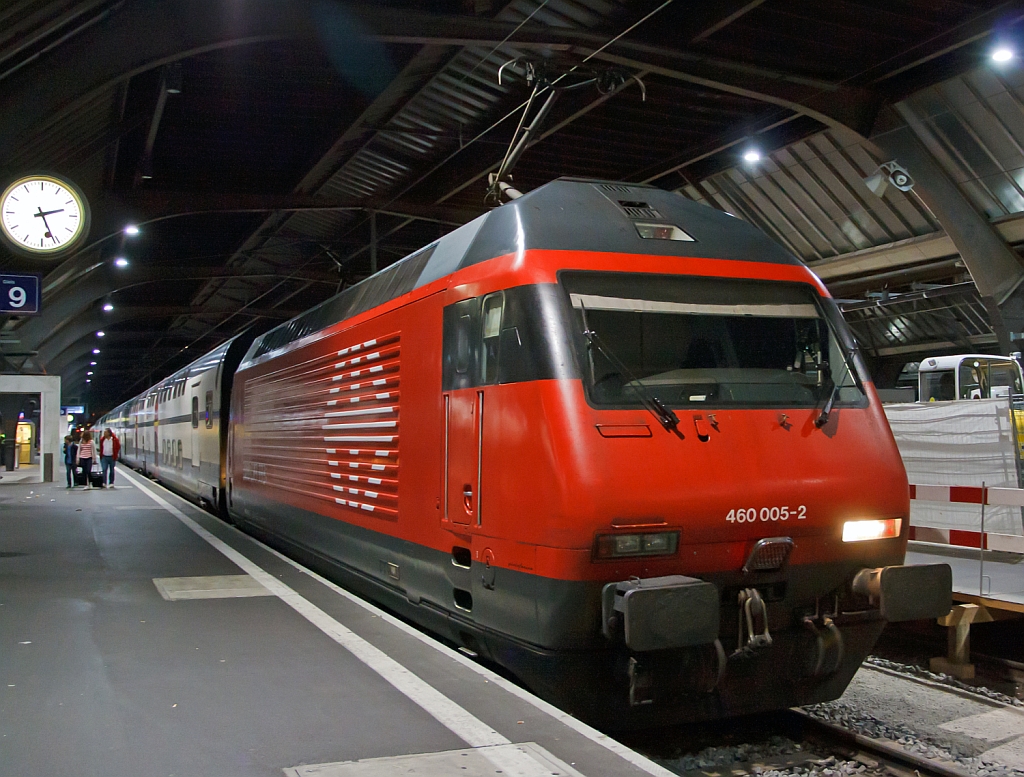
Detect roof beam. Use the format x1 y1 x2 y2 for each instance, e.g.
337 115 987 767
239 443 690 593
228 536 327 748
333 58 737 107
0 0 877 160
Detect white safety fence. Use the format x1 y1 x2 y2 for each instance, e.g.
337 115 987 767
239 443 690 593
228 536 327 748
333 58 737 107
884 398 1024 538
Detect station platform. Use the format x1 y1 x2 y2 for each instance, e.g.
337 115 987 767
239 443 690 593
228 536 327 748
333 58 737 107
0 468 674 777
907 543 1024 613
0 462 40 484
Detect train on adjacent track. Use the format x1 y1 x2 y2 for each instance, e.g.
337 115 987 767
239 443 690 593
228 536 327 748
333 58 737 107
98 178 951 728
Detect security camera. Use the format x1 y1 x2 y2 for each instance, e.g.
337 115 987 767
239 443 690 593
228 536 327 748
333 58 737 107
864 161 915 196
886 163 914 191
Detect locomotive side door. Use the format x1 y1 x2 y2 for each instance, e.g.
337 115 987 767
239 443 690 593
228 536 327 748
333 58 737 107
444 293 504 527
445 298 481 525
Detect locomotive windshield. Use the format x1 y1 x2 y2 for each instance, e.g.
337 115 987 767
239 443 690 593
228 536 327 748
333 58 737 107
561 272 865 410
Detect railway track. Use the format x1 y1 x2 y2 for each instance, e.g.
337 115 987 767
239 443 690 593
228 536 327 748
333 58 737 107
787 709 973 777
623 707 978 777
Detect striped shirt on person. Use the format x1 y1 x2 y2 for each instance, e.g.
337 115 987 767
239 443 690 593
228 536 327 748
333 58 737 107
77 441 95 460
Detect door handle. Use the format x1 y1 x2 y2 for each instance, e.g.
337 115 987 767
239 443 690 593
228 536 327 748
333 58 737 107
693 414 711 442
463 484 473 512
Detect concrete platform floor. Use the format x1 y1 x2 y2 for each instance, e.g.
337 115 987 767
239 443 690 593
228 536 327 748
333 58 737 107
0 467 672 777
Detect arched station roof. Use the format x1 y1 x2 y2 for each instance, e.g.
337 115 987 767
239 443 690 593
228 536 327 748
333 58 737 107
3 0 1024 415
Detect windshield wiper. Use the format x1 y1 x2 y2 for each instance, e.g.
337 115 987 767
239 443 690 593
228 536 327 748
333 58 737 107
815 376 839 428
581 326 681 432
815 340 858 427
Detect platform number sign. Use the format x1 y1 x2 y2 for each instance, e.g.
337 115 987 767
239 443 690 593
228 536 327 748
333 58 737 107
0 273 41 315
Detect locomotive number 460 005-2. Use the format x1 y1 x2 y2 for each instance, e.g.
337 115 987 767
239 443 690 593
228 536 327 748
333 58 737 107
726 506 807 523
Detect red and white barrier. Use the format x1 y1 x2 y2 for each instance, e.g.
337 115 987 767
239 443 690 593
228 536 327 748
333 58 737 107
909 484 1024 553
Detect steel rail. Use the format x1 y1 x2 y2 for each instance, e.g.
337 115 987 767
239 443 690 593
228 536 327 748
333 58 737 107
784 708 974 777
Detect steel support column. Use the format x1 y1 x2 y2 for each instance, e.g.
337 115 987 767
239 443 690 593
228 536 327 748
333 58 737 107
873 113 1024 355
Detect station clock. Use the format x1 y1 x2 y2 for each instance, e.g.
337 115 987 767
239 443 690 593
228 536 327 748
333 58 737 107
0 174 91 256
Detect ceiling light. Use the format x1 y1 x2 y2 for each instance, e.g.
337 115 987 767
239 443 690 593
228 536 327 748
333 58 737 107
86 379 91 383
87 371 93 376
743 149 761 163
165 62 183 94
96 331 105 337
993 47 1014 63
90 362 97 366
114 257 129 267
103 303 114 312
92 349 100 354
124 225 140 236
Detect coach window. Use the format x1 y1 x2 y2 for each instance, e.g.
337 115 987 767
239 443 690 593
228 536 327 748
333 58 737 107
191 396 199 429
480 292 504 384
205 391 214 428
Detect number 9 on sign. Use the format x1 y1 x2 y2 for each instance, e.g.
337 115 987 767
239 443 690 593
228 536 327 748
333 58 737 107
0 273 40 315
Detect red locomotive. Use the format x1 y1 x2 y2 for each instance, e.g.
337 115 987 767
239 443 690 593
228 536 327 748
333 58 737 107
109 179 952 727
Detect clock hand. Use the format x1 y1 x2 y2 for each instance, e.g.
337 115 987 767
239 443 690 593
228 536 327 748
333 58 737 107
34 207 55 240
35 208 65 217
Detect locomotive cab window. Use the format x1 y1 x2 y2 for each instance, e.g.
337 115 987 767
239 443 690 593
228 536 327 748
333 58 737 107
205 390 214 428
191 396 199 429
562 271 866 410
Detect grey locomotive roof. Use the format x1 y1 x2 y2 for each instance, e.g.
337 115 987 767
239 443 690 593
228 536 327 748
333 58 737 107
241 178 802 367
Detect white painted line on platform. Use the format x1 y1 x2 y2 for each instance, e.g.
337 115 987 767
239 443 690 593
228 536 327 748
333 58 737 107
938 708 1024 741
117 468 679 777
255 544 678 777
117 468 507 750
284 742 585 777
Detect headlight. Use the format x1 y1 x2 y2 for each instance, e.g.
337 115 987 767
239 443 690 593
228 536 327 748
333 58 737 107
842 519 902 542
595 531 679 559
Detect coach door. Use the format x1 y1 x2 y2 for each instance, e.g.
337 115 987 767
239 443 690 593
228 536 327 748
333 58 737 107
190 382 201 468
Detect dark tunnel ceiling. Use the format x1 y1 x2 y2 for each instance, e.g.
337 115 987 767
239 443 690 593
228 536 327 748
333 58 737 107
2 0 1023 414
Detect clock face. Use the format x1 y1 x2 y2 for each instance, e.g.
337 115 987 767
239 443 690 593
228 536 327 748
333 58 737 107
1 174 89 256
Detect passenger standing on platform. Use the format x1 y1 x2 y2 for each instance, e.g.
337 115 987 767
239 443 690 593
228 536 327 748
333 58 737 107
76 431 95 489
63 435 77 488
99 429 118 488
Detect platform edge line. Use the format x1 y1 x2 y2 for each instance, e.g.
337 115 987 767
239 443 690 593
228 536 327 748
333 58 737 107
120 468 677 777
117 468 508 750
223 505 681 777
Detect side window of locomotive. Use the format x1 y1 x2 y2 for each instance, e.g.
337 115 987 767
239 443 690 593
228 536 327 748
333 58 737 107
191 396 199 428
480 292 504 385
456 316 472 374
444 297 481 391
205 390 214 429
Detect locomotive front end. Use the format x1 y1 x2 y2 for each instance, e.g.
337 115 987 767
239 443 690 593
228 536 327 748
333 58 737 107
547 266 952 723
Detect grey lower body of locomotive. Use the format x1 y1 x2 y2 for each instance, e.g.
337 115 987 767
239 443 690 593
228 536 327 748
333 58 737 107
229 490 952 728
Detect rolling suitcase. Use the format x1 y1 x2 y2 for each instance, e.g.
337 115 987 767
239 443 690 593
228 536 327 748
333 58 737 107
88 466 104 488
73 465 88 487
